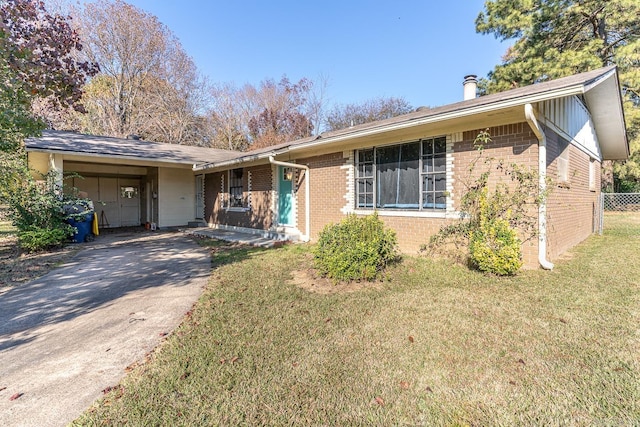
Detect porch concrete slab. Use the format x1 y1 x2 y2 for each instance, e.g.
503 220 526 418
185 227 282 248
0 231 210 427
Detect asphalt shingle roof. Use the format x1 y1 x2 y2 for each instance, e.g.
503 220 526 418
26 130 239 165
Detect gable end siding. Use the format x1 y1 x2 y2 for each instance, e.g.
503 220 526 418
540 96 601 160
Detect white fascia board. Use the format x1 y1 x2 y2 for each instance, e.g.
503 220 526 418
26 147 195 168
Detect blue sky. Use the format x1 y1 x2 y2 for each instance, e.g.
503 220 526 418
119 0 509 109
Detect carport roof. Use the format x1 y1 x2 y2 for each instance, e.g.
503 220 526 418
25 130 239 165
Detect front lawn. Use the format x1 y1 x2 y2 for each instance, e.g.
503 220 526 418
75 213 639 425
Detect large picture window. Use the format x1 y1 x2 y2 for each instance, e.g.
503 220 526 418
355 137 447 210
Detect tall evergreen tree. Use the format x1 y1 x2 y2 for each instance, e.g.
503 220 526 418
476 0 640 191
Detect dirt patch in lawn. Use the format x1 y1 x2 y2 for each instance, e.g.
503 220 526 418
0 234 78 290
289 254 383 294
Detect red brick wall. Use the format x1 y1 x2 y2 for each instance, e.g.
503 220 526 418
545 127 599 259
454 124 540 266
203 122 598 269
298 124 542 265
296 152 348 237
204 165 274 230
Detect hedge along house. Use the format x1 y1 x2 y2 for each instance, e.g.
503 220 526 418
26 131 237 228
195 66 628 269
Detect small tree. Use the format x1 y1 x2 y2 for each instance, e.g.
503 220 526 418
0 0 97 251
426 130 546 275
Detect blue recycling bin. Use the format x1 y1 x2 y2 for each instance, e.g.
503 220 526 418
67 213 94 243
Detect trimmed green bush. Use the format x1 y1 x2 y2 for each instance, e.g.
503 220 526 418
18 225 72 252
469 217 523 275
313 213 398 281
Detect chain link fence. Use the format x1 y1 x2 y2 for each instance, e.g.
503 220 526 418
596 193 640 234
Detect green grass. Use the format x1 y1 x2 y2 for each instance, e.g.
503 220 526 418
75 214 639 426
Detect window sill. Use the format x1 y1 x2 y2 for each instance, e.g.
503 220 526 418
225 207 250 213
353 209 447 218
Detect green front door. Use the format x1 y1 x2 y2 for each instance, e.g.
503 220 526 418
278 166 294 225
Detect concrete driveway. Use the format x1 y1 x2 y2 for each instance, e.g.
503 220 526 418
0 231 211 427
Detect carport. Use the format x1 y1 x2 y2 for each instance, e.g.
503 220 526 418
26 131 238 229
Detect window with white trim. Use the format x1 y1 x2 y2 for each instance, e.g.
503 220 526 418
589 159 597 191
557 150 569 183
355 136 447 210
228 168 244 208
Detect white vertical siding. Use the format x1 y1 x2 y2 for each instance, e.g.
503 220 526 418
540 96 601 159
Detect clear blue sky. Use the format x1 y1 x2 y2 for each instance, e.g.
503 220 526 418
119 0 509 109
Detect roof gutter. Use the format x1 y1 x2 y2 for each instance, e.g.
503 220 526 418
268 156 310 242
194 149 286 172
525 103 554 270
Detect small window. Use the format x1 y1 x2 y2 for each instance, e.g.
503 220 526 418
121 186 138 199
229 168 244 208
356 149 374 208
557 145 570 184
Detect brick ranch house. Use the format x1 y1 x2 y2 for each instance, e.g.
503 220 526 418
26 66 628 269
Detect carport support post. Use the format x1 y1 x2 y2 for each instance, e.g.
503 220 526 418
48 153 64 195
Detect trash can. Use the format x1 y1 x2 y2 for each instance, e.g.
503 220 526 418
67 213 94 243
64 198 95 243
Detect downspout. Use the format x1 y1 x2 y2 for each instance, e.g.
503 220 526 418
524 103 554 270
268 156 310 242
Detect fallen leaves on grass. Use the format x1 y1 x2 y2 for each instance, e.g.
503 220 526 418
102 385 124 398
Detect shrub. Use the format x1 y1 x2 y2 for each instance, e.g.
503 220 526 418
313 213 398 281
18 225 73 252
2 164 77 252
469 217 523 275
426 130 545 275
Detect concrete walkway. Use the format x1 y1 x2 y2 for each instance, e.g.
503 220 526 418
186 227 284 248
0 231 211 427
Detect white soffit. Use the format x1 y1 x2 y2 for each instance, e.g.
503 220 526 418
583 70 629 160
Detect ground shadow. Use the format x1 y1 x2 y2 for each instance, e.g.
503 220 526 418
0 232 211 351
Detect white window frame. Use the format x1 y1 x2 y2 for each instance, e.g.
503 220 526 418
355 136 447 211
589 158 597 192
226 168 250 212
557 145 570 184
